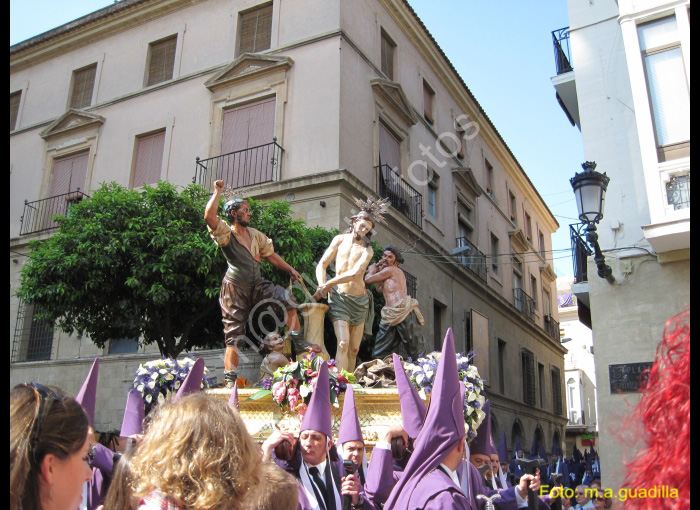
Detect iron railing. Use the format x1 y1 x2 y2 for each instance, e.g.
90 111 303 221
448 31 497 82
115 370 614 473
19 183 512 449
552 27 573 75
570 223 592 283
20 189 88 236
455 237 487 281
11 299 54 363
544 314 561 342
375 164 423 228
514 287 536 321
193 140 283 190
403 269 417 299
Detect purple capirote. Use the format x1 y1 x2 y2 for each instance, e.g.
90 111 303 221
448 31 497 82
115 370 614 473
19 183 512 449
337 384 362 444
300 361 333 439
120 389 145 437
228 380 239 410
75 357 100 427
498 429 509 463
384 328 466 510
173 357 205 401
392 353 427 439
469 399 492 457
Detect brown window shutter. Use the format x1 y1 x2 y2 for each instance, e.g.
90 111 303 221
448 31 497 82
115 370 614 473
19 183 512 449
238 4 273 55
423 80 434 123
70 64 97 109
132 131 166 188
147 36 177 87
381 32 395 80
10 91 21 131
50 152 89 197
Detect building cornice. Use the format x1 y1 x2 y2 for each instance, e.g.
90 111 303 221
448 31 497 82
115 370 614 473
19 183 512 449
10 0 205 72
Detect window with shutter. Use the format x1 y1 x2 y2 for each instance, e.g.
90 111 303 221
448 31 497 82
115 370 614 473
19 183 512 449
220 97 276 187
146 36 177 87
551 367 563 415
423 80 435 124
131 130 166 188
238 4 273 55
70 64 97 109
381 30 396 80
521 349 536 405
11 91 21 131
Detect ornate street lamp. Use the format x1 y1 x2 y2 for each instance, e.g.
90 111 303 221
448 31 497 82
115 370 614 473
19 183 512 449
570 161 615 283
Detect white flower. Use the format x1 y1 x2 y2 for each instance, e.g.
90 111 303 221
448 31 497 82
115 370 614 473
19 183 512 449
165 373 174 381
423 363 431 372
174 380 181 389
299 385 310 398
158 393 165 404
145 394 152 403
148 380 156 389
151 372 159 380
425 370 434 379
159 369 168 374
416 374 425 385
137 384 145 392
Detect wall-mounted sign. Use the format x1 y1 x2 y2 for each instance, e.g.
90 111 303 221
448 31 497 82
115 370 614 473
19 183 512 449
608 362 653 393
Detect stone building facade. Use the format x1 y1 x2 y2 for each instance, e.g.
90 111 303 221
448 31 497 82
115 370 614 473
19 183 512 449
11 0 567 448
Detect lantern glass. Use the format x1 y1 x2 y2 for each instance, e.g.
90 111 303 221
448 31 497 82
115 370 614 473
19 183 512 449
570 162 610 225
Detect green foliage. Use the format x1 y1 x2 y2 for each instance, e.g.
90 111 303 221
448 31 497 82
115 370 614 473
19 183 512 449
17 181 225 358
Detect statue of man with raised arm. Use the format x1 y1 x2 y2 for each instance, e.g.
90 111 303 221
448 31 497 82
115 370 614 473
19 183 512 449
204 180 321 386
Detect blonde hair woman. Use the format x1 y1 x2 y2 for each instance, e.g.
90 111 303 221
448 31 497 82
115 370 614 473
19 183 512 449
130 393 261 510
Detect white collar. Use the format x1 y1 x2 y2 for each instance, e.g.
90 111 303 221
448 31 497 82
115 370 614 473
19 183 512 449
440 463 461 486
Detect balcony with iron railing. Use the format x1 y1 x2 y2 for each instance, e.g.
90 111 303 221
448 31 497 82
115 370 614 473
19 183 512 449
570 223 592 283
193 139 284 190
544 314 561 342
375 164 423 228
513 287 536 321
20 189 89 236
552 27 573 75
455 237 487 282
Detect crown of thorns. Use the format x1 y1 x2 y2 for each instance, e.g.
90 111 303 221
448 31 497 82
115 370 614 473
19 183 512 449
352 196 390 225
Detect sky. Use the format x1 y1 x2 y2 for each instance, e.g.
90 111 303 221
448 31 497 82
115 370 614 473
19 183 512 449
10 0 583 278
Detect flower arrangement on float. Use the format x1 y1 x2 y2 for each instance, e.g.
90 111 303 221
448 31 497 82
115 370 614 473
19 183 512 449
131 357 215 414
253 353 356 418
404 351 486 439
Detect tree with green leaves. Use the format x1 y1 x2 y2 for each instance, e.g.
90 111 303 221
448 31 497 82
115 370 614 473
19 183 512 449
17 181 226 358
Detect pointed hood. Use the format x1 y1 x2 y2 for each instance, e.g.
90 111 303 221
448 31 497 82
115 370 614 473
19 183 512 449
470 400 492 456
228 381 239 410
392 353 428 438
75 358 100 427
120 389 145 437
498 429 508 462
539 443 548 461
573 445 582 463
338 384 362 444
173 358 205 401
551 436 560 458
515 435 523 457
300 361 333 439
385 328 464 510
529 430 539 459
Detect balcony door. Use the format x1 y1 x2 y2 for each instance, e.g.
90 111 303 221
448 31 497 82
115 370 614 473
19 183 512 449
221 97 276 187
44 151 88 229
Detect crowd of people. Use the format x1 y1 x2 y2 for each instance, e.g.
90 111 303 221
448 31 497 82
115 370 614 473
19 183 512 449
10 309 689 510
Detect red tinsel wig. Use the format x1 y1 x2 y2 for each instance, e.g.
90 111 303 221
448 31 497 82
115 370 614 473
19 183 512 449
622 309 689 509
